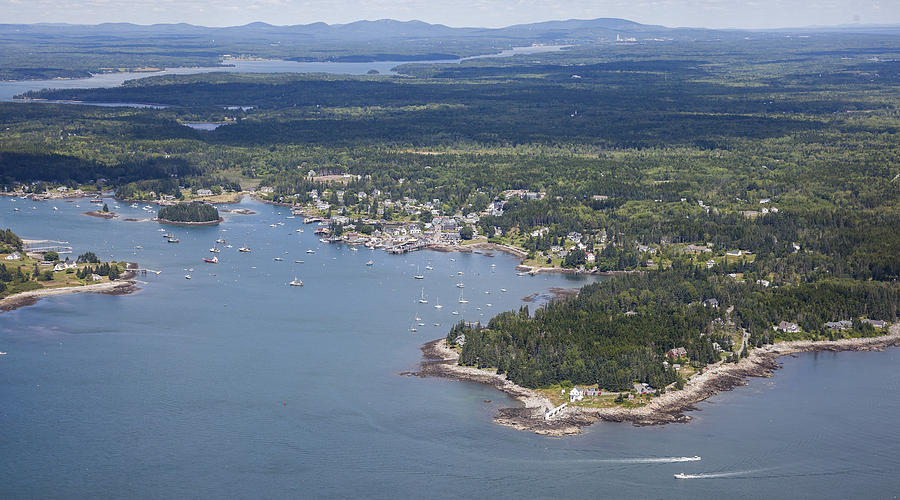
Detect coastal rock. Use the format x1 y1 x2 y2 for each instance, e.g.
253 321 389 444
412 325 900 436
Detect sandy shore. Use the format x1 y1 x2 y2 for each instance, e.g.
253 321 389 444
0 265 139 313
413 323 900 436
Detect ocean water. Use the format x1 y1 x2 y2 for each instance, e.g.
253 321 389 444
1 197 898 498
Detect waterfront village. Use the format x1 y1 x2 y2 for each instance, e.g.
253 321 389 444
5 175 795 278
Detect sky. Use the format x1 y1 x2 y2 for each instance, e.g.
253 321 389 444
0 0 896 29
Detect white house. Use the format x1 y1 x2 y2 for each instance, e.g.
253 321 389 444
195 188 213 196
5 251 22 260
569 386 584 402
53 259 76 272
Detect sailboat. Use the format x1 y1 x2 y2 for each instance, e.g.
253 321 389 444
414 266 424 279
418 288 428 304
425 264 434 270
456 282 465 288
434 297 443 309
289 277 304 286
458 289 469 304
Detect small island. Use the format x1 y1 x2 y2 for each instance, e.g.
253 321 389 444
156 201 223 225
84 203 117 219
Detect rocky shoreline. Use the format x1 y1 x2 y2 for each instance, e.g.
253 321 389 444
0 264 140 313
154 217 224 226
412 324 900 436
83 210 117 219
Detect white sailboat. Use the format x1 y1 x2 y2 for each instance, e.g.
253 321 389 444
434 297 443 309
413 266 424 279
458 289 468 304
289 277 304 286
418 288 428 304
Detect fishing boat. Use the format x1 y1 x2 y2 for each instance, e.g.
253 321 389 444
238 245 251 253
365 260 374 266
674 473 689 479
167 238 179 243
209 246 220 253
418 289 428 304
204 256 218 264
289 277 304 286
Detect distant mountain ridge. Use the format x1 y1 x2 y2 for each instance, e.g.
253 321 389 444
0 18 703 42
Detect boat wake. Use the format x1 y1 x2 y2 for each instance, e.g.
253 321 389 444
674 469 763 479
598 456 701 464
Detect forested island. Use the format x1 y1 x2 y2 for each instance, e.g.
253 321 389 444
156 202 221 225
1 24 899 430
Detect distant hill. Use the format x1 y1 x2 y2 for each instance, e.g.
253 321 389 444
0 18 716 43
1 18 896 81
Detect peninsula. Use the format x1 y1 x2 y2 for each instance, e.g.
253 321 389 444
417 323 900 436
0 230 138 312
